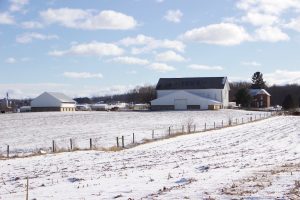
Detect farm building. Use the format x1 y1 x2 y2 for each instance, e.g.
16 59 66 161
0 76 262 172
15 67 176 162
151 77 230 110
249 89 271 108
31 92 76 112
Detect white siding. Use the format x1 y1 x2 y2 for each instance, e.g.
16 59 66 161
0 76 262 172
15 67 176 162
151 90 221 110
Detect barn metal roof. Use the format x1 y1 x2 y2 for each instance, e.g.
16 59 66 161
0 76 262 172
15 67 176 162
156 77 228 90
46 92 76 103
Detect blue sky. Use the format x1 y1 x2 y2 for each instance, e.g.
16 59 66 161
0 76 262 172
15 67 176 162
1 0 300 98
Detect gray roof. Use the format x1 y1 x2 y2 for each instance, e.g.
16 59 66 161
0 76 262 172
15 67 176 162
47 92 76 103
156 77 228 90
249 89 271 96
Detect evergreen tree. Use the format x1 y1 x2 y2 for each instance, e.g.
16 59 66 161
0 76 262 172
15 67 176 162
235 88 252 107
282 94 295 110
251 71 266 89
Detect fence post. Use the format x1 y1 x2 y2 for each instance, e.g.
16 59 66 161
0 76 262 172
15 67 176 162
222 120 223 128
7 145 9 158
236 118 238 125
132 133 135 144
26 176 29 200
90 138 92 150
255 115 256 120
205 123 206 131
242 118 243 124
182 125 184 133
214 122 216 129
194 124 196 132
116 137 119 148
52 140 55 153
70 139 73 151
122 136 125 148
152 130 154 139
168 127 171 136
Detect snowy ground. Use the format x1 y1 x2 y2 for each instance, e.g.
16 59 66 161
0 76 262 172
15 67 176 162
0 116 299 199
0 110 268 155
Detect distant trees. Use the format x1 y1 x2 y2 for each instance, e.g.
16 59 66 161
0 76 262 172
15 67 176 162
282 94 295 110
235 88 252 107
251 71 266 89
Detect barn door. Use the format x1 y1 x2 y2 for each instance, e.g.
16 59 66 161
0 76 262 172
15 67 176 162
174 99 187 110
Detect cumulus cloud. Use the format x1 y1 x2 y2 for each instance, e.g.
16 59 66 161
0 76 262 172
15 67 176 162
16 32 59 43
264 70 300 85
110 56 149 65
241 12 278 26
5 57 17 64
49 42 124 57
188 64 223 71
155 50 185 62
180 23 251 46
9 0 29 12
119 34 185 54
148 63 175 72
164 9 183 23
236 0 300 16
254 26 289 42
21 21 44 29
63 72 103 79
285 17 300 32
40 8 137 30
241 61 262 67
0 12 15 24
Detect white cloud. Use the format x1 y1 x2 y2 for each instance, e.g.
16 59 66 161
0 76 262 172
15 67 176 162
49 42 124 57
148 63 175 72
110 56 149 65
40 8 137 30
0 83 136 99
164 9 183 23
236 0 300 16
180 23 251 46
21 21 44 29
5 57 17 64
241 12 278 26
241 61 262 67
9 0 29 12
254 26 289 42
63 72 103 79
0 12 15 24
119 34 185 54
16 32 59 44
188 64 223 71
156 0 164 3
264 70 300 85
155 50 185 62
285 17 300 32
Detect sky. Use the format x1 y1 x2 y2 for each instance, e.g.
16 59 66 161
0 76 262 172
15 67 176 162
1 0 300 99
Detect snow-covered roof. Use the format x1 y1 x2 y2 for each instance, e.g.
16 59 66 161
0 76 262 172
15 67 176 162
46 92 76 103
249 89 271 96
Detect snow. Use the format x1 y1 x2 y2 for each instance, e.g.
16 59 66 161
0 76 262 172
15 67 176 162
0 110 268 155
0 115 299 199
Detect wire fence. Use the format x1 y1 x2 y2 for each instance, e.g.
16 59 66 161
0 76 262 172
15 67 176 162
0 111 279 159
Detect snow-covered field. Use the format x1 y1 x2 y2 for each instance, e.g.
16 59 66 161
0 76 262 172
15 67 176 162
0 110 268 155
0 116 299 199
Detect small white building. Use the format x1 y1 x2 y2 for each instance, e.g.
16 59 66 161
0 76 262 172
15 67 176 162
151 77 230 110
31 92 76 112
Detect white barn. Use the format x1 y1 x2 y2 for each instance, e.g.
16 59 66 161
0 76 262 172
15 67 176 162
151 77 230 110
31 92 76 112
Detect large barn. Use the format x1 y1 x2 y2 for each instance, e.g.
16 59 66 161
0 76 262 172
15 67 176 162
151 77 230 110
31 92 76 112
